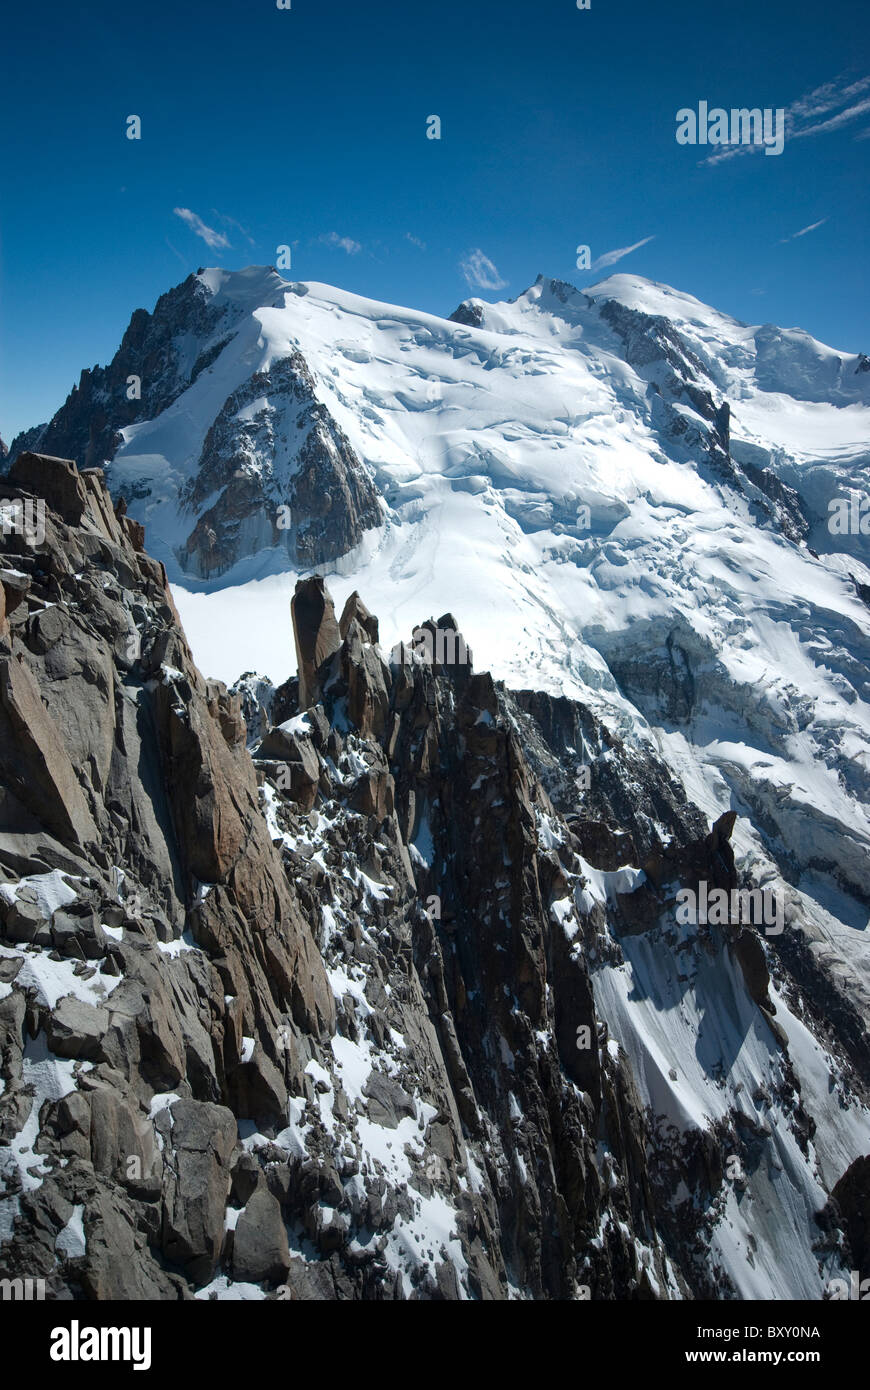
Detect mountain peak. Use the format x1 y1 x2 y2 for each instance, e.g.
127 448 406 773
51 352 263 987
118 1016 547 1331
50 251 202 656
194 263 294 310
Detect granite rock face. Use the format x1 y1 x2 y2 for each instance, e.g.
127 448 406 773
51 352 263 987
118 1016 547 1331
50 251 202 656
0 454 332 1299
177 354 381 581
5 274 230 472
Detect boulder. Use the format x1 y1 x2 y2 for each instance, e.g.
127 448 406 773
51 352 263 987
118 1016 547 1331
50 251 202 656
1 886 53 947
0 568 29 620
159 1099 237 1283
80 1187 186 1300
46 996 110 1062
231 1186 291 1284
0 654 98 848
9 453 88 525
362 1070 416 1129
51 906 107 960
230 1151 262 1206
257 723 321 811
87 1083 162 1194
226 1045 288 1124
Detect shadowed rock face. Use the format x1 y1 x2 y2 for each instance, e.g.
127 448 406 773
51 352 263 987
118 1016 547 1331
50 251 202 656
597 296 809 543
177 354 382 581
291 576 342 711
829 1157 870 1272
0 455 864 1301
5 274 229 472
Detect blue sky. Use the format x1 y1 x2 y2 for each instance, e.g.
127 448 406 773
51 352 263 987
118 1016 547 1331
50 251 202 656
1 0 867 441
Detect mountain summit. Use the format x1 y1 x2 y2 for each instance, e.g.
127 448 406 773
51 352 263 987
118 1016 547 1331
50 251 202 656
10 267 869 590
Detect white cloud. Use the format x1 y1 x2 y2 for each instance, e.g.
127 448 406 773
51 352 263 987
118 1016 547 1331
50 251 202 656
405 233 427 250
778 217 828 244
459 249 507 291
173 208 231 250
791 95 870 140
703 73 870 164
591 236 654 272
788 74 870 121
320 232 361 254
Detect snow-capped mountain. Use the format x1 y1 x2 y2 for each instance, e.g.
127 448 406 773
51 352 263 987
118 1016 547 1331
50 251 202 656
5 267 870 1300
11 264 869 916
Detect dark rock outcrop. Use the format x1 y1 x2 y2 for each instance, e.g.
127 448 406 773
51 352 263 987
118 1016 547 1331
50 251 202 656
5 274 230 472
291 576 342 711
829 1156 870 1271
177 354 381 580
0 453 333 1299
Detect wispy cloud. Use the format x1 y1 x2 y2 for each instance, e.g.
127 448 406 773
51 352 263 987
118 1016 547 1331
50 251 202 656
405 233 426 250
173 208 231 250
212 210 256 246
778 217 828 244
792 96 870 139
164 237 188 266
788 73 870 121
320 232 361 254
591 235 655 272
704 73 870 164
459 248 507 291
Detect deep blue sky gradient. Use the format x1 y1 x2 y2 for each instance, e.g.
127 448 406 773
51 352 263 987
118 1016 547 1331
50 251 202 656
1 0 867 439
